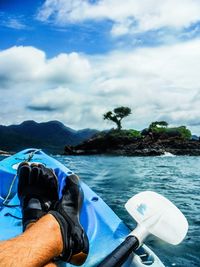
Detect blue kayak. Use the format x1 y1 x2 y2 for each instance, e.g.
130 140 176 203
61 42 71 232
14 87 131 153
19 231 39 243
0 149 164 267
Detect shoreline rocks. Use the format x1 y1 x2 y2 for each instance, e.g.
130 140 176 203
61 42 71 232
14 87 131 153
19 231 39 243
64 135 200 156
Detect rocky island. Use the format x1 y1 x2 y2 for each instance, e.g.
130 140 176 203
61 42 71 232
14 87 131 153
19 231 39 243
64 124 200 156
65 108 200 156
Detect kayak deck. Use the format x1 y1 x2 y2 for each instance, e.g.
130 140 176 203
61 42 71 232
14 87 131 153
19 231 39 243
0 149 164 267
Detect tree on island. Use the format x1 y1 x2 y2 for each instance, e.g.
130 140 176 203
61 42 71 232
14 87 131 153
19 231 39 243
145 121 192 140
103 106 131 131
149 121 168 129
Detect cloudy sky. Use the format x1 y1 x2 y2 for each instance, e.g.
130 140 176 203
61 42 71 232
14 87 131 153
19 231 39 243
1 0 200 133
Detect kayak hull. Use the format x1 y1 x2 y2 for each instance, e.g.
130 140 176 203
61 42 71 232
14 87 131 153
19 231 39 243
0 149 164 267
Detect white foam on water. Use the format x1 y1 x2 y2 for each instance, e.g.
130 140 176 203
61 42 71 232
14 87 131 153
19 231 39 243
160 151 175 157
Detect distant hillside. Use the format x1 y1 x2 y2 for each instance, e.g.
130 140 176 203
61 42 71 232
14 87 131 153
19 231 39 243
0 120 98 154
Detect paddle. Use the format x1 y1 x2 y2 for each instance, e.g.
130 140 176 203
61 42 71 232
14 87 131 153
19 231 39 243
98 191 188 267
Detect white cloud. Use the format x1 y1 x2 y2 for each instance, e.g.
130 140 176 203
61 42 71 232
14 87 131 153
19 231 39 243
1 41 200 132
0 46 92 89
7 18 27 30
37 0 200 36
0 15 27 30
28 87 85 110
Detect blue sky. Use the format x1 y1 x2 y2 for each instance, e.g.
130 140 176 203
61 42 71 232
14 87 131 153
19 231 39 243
1 0 200 133
1 0 116 56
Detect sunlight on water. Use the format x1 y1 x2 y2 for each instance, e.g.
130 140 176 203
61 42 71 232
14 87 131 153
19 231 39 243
1 154 199 266
54 155 200 267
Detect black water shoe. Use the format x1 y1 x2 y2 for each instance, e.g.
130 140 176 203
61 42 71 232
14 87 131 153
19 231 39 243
49 174 89 266
17 162 59 231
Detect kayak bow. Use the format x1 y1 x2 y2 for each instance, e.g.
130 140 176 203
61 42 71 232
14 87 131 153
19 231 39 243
0 148 168 267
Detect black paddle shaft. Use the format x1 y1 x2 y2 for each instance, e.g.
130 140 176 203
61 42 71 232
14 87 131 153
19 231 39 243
98 235 139 267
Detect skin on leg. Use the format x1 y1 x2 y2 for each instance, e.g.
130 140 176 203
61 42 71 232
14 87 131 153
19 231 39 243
25 222 58 267
0 214 63 267
44 263 57 267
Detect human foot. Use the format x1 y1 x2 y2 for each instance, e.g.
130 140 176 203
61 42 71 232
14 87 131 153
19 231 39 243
49 174 89 265
17 162 59 231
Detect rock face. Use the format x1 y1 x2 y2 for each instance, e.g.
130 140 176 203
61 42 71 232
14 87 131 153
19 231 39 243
64 133 200 156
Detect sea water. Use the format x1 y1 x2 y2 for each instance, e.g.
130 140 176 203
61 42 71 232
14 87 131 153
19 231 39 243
0 154 199 266
54 154 200 267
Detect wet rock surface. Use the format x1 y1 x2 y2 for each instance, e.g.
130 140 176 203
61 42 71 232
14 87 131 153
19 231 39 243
64 134 200 156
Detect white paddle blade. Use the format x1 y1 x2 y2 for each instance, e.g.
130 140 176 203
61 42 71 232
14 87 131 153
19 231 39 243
125 191 188 245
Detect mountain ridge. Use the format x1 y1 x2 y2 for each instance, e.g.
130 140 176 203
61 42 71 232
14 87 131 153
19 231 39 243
0 120 98 154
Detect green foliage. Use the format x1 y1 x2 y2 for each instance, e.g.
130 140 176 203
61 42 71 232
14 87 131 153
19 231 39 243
148 123 191 140
113 107 132 118
149 121 168 129
127 129 142 138
95 129 142 141
103 106 132 130
176 126 192 139
108 129 141 138
150 127 167 134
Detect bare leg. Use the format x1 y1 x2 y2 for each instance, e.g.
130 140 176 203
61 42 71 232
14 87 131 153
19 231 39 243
0 214 63 267
44 263 57 267
25 223 57 267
